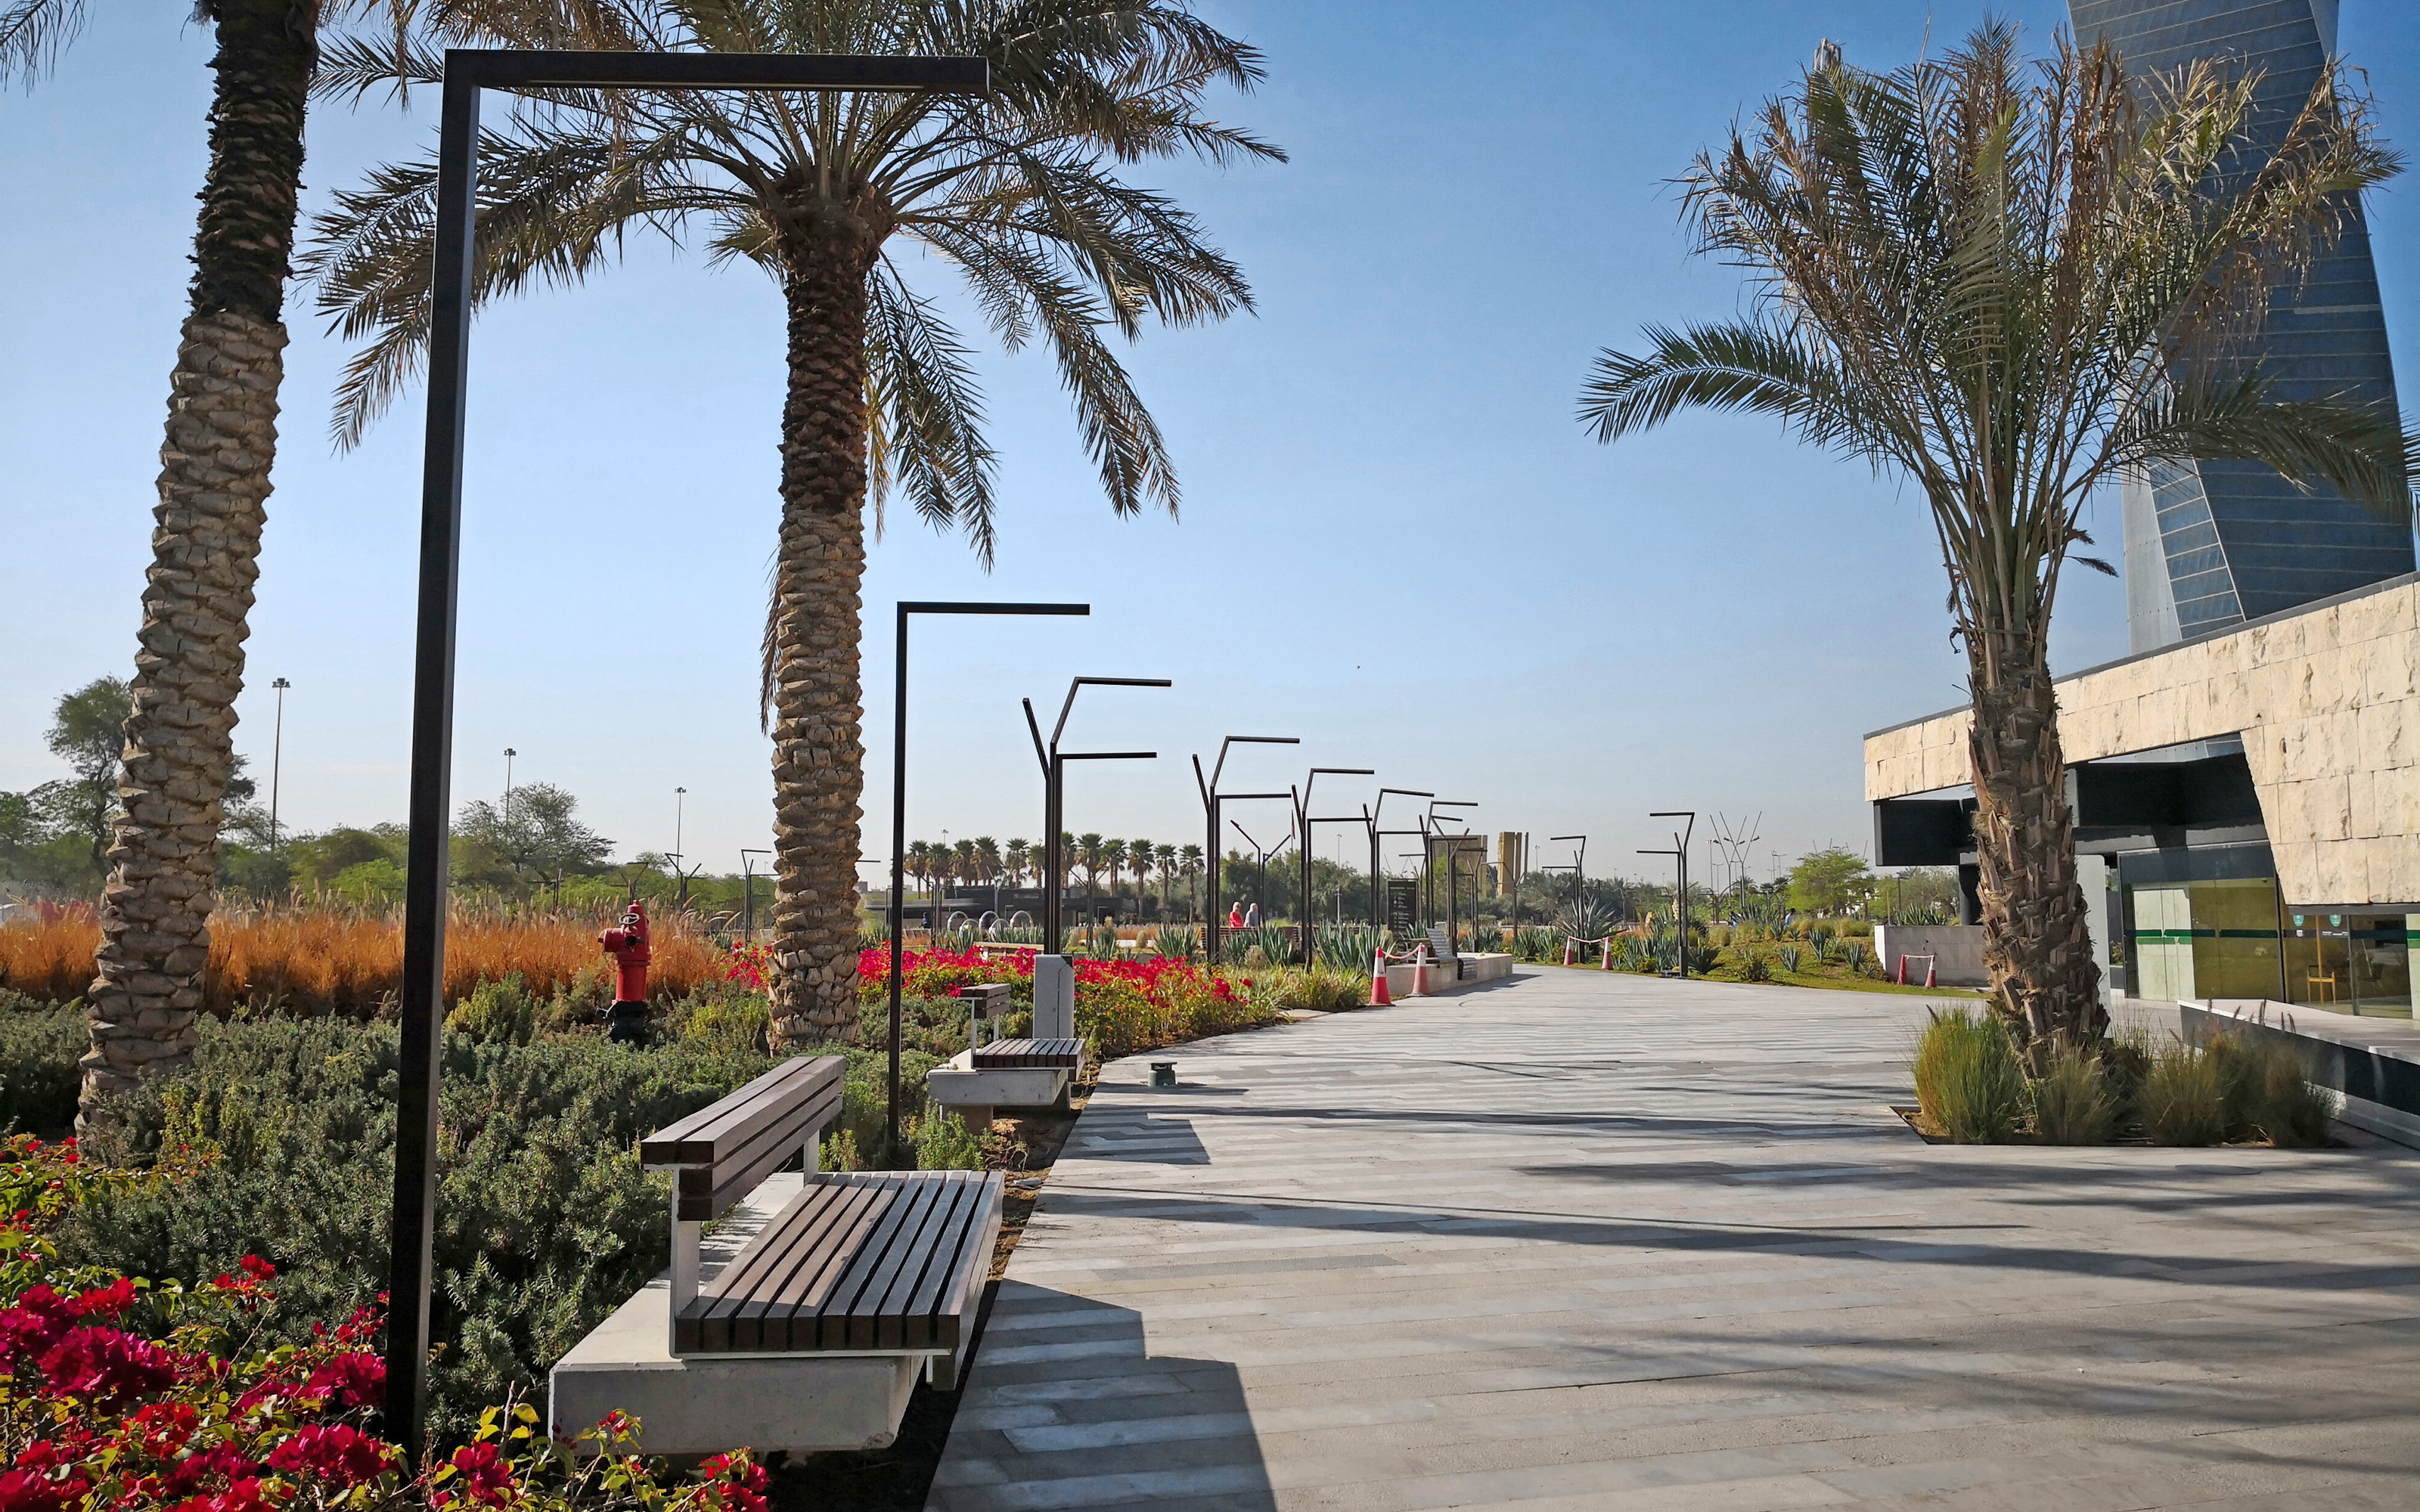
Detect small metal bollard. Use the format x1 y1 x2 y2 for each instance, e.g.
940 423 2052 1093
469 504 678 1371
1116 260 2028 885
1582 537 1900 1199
1150 1061 1177 1088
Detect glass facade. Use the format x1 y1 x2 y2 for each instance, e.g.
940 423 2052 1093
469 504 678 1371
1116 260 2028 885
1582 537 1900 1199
2118 841 2417 1018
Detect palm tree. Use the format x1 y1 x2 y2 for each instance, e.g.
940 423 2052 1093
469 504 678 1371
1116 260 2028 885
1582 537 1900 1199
1074 833 1106 920
1157 841 1177 918
1580 23 2411 1056
1179 841 1203 921
303 1 1279 1040
4 0 432 1117
1004 838 1031 888
1101 838 1128 915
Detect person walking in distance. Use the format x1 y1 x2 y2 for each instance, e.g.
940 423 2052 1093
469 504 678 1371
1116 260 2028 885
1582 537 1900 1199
600 901 653 1046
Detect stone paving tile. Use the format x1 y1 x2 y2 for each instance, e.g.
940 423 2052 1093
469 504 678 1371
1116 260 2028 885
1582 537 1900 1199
928 969 2420 1510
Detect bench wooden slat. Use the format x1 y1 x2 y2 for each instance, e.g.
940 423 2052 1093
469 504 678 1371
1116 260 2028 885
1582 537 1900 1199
642 1057 842 1165
970 1037 1086 1070
687 1180 888 1352
670 1171 1002 1360
865 1173 982 1349
808 1174 954 1351
671 1081 842 1222
888 1174 986 1348
758 1183 895 1352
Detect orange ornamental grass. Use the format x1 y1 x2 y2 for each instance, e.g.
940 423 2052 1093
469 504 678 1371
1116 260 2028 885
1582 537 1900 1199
0 906 720 1017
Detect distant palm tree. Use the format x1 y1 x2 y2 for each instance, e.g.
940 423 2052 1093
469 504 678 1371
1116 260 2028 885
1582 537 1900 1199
1157 842 1178 917
1074 833 1106 919
1581 23 2411 1057
1004 838 1032 888
1179 841 1204 920
1102 839 1128 914
304 0 1280 1039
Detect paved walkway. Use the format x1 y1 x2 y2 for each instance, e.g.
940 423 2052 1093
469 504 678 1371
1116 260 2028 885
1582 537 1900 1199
929 968 2420 1510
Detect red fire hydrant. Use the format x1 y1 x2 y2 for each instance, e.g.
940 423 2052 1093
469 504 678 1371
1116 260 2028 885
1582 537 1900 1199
599 901 653 1046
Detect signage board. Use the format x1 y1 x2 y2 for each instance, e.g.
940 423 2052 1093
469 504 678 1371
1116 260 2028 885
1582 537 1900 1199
1385 878 1419 931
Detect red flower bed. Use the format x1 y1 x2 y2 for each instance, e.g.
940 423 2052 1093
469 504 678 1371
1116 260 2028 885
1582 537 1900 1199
0 1136 768 1512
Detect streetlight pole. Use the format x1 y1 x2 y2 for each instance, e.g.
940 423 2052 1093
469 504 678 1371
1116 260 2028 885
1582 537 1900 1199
1292 767 1373 962
740 848 768 940
268 678 290 852
1018 676 1168 955
1190 735 1298 964
387 46 991 1467
1363 787 1430 931
1647 810 1696 978
886 603 1089 1167
502 747 515 820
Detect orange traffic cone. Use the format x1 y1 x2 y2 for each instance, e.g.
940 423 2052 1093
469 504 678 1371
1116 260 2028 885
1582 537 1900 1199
1924 957 1938 989
1412 945 1431 996
1368 949 1392 1007
1562 937 1577 968
1600 937 1616 971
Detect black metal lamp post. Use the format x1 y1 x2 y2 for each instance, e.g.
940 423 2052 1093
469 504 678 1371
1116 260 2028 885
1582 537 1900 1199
740 847 768 939
1190 736 1298 965
1423 801 1477 926
1291 768 1373 963
1019 677 1169 953
386 47 988 1467
1643 810 1696 978
885 603 1088 1167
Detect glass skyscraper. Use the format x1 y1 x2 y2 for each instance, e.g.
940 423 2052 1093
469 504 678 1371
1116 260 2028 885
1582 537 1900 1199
2068 0 2412 650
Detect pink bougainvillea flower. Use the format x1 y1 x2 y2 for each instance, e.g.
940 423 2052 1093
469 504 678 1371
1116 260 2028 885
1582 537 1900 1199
0 1466 89 1512
302 1351 386 1411
265 1424 398 1487
36 1326 182 1405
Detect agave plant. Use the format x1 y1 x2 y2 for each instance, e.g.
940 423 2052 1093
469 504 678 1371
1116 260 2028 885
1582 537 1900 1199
1777 944 1804 974
1314 924 1385 971
1553 899 1615 951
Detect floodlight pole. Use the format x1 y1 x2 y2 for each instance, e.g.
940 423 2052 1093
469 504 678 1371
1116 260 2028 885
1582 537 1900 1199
1192 735 1298 963
388 46 988 1468
886 605 1087 1170
1293 768 1373 962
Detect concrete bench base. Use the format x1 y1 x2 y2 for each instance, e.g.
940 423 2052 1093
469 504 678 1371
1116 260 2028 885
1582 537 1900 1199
926 1049 1069 1128
548 1174 937 1455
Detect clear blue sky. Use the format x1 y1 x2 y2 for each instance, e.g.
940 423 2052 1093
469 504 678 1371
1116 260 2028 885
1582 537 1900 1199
5 2 2416 889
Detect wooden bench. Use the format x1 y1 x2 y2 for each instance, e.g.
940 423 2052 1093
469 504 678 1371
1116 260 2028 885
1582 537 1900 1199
638 1056 1002 1386
971 1037 1085 1070
548 1055 1002 1455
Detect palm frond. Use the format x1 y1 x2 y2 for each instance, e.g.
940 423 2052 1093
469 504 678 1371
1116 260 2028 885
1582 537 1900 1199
0 0 85 87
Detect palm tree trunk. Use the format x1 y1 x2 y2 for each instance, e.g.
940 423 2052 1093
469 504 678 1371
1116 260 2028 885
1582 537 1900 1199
83 0 315 1122
1965 625 2105 1055
767 234 876 1042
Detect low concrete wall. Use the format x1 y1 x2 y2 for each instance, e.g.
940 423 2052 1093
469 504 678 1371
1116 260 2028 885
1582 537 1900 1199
1875 924 1989 987
2179 1000 2420 1149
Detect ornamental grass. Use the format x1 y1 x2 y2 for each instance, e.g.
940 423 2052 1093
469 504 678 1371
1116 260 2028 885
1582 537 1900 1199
1910 1007 2028 1143
0 908 722 1018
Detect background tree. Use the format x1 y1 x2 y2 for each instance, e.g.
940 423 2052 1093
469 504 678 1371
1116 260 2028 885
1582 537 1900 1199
1179 842 1203 920
306 0 1280 1040
453 781 614 895
1004 838 1031 887
38 677 132 881
1075 833 1106 916
1581 23 2410 1055
1102 839 1128 913
1786 847 1876 916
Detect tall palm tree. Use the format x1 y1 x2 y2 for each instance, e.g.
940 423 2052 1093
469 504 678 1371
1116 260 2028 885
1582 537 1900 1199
1156 841 1176 917
1074 832 1106 919
1178 841 1202 920
4 0 413 1117
304 0 1279 1040
1581 23 2411 1056
1004 838 1031 888
1101 838 1128 914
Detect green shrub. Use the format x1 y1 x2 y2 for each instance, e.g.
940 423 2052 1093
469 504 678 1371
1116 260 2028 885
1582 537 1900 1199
0 1002 85 1138
1912 1008 2027 1143
1737 950 1773 983
1776 945 1803 974
56 1015 884 1445
911 1110 985 1171
2030 1043 2118 1145
2206 1033 2332 1148
673 990 771 1055
444 974 539 1045
2142 1037 2225 1145
1244 964 1366 1014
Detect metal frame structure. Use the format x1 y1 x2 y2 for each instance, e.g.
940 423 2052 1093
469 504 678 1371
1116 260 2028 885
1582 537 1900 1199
1292 767 1374 962
1020 677 1168 952
1227 814 1293 928
388 45 988 1464
1423 801 1477 925
1192 736 1298 962
888 603 1087 1163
